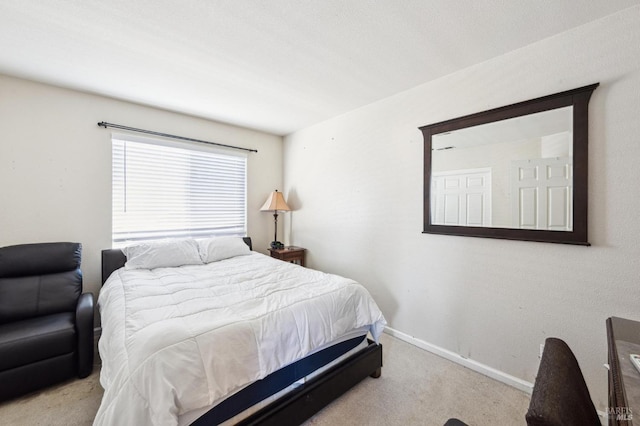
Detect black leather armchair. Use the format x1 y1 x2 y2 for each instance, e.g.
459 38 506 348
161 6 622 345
0 242 94 401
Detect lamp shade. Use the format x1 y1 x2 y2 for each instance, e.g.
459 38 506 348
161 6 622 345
260 190 291 212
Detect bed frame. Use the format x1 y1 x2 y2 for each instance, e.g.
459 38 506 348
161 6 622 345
100 237 383 426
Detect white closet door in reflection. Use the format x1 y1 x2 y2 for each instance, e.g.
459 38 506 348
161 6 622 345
431 168 492 227
510 157 573 231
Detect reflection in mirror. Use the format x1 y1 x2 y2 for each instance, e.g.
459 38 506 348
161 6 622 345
431 106 573 230
420 83 598 245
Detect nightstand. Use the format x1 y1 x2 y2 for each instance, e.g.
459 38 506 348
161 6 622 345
268 246 306 267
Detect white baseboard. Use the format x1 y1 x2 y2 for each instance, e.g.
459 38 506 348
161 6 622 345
383 326 534 394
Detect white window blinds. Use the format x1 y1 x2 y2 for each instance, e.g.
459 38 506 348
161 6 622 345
112 134 247 246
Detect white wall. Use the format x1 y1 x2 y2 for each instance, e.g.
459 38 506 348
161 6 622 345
283 6 640 409
0 75 283 311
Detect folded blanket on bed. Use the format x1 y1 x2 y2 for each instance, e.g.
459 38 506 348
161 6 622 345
95 252 386 426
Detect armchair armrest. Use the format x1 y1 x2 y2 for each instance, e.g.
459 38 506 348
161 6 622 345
76 292 94 378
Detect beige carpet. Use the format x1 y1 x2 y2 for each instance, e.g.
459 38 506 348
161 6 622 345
0 333 530 425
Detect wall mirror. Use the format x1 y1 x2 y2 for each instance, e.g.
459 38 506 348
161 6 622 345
420 84 598 245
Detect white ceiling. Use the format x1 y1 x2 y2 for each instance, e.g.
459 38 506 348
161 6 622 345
1 1 638 136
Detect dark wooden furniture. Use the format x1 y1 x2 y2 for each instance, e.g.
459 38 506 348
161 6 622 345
237 340 381 426
607 317 640 425
269 246 306 267
420 83 598 245
100 238 382 425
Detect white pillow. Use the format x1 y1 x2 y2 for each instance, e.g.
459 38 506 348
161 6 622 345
123 239 203 270
198 237 251 263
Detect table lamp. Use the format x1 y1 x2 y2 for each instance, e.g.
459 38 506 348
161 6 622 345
260 190 291 249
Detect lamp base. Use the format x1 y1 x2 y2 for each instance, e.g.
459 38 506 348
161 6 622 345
270 241 284 250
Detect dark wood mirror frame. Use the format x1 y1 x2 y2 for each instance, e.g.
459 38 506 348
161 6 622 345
420 83 598 245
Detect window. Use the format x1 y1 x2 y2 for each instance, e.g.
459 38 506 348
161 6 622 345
112 134 247 246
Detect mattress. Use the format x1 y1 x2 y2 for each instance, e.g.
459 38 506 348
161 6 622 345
95 252 386 426
185 332 370 425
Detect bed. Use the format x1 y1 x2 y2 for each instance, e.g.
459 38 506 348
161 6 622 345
95 237 386 426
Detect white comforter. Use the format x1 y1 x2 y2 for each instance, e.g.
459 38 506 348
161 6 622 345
95 252 386 426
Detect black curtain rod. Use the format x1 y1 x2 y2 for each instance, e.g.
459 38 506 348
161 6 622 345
97 122 258 153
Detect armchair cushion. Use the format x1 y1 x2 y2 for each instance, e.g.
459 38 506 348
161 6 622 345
0 242 81 277
0 312 75 371
0 243 82 324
